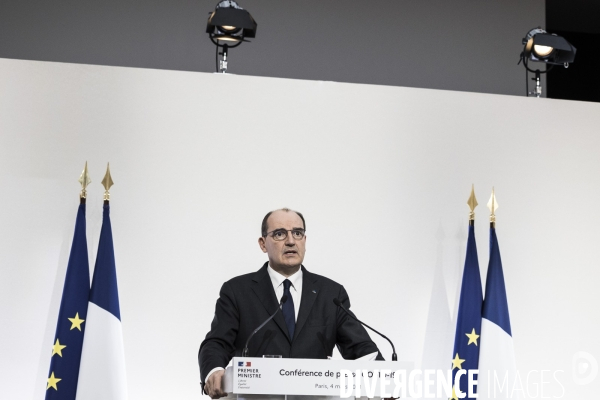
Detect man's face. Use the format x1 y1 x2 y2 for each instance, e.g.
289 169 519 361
258 210 306 275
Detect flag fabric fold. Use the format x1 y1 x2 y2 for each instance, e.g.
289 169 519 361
76 203 128 399
451 222 483 399
477 226 518 399
45 203 90 399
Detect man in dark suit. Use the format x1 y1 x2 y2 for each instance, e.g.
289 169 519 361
198 208 383 398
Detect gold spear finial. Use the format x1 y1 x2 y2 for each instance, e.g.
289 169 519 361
78 162 91 200
101 163 114 202
467 184 478 223
487 187 498 227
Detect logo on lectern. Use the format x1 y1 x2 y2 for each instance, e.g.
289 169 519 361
237 360 261 383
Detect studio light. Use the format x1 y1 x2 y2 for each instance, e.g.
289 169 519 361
519 27 576 98
206 0 257 73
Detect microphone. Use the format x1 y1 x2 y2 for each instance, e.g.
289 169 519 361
333 298 397 361
242 295 288 357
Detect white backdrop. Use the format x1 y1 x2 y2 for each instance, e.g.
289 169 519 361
1 58 599 399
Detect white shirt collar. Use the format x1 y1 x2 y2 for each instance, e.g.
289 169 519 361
267 263 303 290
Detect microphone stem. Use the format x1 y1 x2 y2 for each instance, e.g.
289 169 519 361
242 297 286 357
338 302 397 361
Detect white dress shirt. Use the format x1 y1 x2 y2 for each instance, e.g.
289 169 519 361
267 263 302 322
205 264 303 383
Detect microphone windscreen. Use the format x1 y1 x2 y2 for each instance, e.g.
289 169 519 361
332 298 341 306
280 294 288 304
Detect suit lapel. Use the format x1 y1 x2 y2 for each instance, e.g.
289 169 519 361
293 266 320 341
251 263 292 342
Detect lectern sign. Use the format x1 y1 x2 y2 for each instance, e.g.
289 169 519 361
225 357 412 397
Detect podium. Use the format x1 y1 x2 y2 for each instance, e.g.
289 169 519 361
222 357 413 400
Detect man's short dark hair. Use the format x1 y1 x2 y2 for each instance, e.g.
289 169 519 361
261 208 306 237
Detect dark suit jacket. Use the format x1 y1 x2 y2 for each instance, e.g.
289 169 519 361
198 263 383 385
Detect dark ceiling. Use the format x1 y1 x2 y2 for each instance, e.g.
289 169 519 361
546 0 600 102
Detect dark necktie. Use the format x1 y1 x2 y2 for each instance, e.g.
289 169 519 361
282 279 296 340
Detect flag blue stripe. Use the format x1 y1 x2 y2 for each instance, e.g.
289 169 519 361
482 227 512 336
89 204 121 320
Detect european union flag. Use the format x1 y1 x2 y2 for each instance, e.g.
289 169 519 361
451 221 483 399
45 201 90 398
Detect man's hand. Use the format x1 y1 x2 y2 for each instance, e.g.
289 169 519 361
205 369 227 399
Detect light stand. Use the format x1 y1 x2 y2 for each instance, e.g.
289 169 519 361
213 41 242 73
220 44 228 73
518 56 554 98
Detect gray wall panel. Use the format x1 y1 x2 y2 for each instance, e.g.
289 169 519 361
0 0 544 96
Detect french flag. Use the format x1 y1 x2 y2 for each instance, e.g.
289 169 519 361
477 226 519 399
76 204 128 399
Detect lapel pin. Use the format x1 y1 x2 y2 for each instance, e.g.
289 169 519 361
312 289 317 294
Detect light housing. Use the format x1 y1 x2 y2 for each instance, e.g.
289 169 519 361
206 0 257 44
522 27 576 65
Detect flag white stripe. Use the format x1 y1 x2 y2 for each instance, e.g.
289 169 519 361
76 302 128 400
478 318 519 399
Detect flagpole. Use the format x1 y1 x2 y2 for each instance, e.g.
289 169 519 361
101 162 114 205
487 187 498 228
78 161 91 204
467 183 478 227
